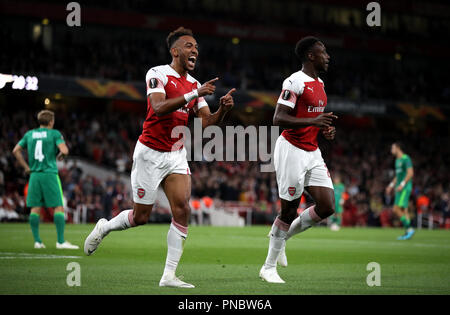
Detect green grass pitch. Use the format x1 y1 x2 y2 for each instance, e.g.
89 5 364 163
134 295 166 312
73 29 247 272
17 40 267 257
0 223 449 295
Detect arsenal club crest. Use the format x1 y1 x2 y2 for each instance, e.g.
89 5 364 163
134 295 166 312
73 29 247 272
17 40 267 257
288 187 296 196
137 188 145 198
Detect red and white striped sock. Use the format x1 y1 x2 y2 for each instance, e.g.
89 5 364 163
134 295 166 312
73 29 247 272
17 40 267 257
102 209 136 235
163 219 188 277
286 206 321 240
264 216 290 268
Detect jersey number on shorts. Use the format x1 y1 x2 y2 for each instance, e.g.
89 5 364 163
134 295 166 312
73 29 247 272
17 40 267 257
34 140 45 162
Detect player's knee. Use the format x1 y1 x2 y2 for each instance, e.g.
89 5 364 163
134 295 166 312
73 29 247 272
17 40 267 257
328 206 336 217
316 203 335 219
170 200 191 226
133 211 150 226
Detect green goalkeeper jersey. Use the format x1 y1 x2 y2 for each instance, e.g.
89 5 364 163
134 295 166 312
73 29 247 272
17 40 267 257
395 154 413 190
18 128 65 173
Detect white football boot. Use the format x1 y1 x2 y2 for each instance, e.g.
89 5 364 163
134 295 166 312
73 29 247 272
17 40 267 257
330 223 340 231
34 242 46 249
56 241 79 249
84 218 108 255
259 265 285 283
159 273 195 288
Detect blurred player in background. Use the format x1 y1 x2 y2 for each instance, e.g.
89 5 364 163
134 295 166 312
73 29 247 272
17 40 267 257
260 36 337 283
386 142 415 240
84 27 235 288
12 110 79 249
330 173 345 231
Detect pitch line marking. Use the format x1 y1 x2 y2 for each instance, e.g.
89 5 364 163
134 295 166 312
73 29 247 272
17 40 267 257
0 252 82 259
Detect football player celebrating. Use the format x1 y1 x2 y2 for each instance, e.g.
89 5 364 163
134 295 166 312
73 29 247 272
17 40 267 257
260 36 337 283
84 27 235 288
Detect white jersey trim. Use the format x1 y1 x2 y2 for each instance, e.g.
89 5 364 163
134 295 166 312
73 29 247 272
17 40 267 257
145 65 209 110
277 71 323 108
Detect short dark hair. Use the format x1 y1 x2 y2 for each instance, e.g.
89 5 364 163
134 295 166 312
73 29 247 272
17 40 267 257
37 110 54 126
295 36 320 62
393 141 405 151
166 27 194 51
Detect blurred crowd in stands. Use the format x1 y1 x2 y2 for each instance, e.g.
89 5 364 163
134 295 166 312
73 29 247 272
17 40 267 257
1 108 449 227
1 0 450 104
1 1 449 227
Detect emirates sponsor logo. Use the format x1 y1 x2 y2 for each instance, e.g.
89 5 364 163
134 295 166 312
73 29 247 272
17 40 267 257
307 106 325 113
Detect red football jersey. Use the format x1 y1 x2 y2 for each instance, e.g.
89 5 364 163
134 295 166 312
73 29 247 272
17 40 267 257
139 65 208 152
277 71 327 151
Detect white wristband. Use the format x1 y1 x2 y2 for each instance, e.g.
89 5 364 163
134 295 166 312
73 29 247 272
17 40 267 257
400 181 406 187
388 182 394 188
184 89 199 103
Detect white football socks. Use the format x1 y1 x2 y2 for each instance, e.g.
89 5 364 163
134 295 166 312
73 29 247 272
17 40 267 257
163 219 188 278
264 217 290 269
102 209 136 235
286 206 321 240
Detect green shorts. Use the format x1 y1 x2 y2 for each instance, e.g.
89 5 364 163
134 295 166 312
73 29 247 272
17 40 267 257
394 187 411 209
27 172 64 208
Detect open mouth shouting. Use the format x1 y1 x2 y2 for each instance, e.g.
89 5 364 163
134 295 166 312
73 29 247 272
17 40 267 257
187 56 197 68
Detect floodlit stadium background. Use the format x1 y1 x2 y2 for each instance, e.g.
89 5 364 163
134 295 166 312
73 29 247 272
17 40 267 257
1 0 449 229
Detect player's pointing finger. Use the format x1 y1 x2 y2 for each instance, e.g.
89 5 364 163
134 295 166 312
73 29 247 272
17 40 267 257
326 112 338 119
205 77 219 85
226 88 236 96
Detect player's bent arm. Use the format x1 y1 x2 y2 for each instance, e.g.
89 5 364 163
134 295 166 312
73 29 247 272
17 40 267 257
57 142 69 157
196 88 235 128
149 79 218 117
400 168 414 188
273 104 336 129
149 93 191 117
12 144 30 173
196 106 228 128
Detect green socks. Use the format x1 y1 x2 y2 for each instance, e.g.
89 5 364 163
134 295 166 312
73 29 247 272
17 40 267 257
30 212 66 244
54 212 65 244
331 215 341 226
400 215 411 229
29 213 42 243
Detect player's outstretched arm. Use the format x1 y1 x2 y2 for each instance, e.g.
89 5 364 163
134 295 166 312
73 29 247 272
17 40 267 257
150 78 218 117
273 104 337 129
197 88 236 128
12 144 30 174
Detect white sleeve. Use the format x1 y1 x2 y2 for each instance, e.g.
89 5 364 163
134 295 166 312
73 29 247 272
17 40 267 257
145 68 167 96
193 81 208 112
277 77 304 108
